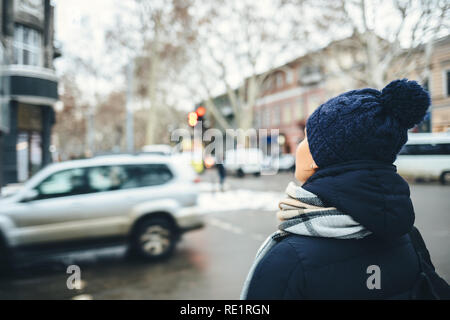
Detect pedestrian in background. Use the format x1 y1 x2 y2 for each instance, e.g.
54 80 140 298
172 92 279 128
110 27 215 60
241 79 450 299
215 151 226 192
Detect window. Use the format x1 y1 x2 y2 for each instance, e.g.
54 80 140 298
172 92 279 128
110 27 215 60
124 164 173 187
88 164 173 191
33 164 174 201
282 104 292 124
35 168 89 200
88 166 127 191
286 70 294 84
298 65 322 85
254 110 261 128
262 78 273 92
17 131 42 182
262 107 270 128
399 143 450 155
272 106 281 126
296 97 304 120
275 73 284 88
13 24 42 66
299 65 321 77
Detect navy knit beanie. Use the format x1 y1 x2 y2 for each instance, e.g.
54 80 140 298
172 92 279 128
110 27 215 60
306 79 431 168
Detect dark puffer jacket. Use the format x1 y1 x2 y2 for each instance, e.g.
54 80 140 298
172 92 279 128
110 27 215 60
245 160 421 299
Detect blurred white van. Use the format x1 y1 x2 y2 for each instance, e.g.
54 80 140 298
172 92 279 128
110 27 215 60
224 148 264 177
395 133 450 184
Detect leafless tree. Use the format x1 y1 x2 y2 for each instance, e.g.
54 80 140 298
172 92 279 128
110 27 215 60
106 0 197 145
53 74 88 160
292 0 450 88
185 0 308 130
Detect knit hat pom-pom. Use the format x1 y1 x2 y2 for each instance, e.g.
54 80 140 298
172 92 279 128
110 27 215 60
380 79 430 129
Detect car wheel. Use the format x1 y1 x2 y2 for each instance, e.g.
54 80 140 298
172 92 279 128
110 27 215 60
439 171 450 185
236 169 245 178
130 218 177 261
253 172 261 177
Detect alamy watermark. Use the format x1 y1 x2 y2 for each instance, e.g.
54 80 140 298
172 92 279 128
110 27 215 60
66 264 82 290
171 122 282 175
366 265 381 290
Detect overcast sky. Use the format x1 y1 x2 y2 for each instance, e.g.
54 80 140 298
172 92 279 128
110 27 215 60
54 0 124 104
53 0 449 111
53 0 310 110
55 0 117 69
54 0 198 111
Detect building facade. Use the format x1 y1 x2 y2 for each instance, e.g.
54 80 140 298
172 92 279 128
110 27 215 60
0 0 60 187
253 35 450 153
253 63 326 154
254 38 362 154
429 35 450 132
388 35 450 133
203 35 449 156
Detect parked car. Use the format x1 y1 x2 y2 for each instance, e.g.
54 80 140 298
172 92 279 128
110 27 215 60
0 154 204 269
395 133 450 184
224 148 264 177
263 153 296 172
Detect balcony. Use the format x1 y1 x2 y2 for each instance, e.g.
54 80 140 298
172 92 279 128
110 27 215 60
297 65 323 86
0 64 58 106
299 72 323 85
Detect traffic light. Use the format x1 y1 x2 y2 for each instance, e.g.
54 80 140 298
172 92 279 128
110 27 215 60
196 106 206 129
196 106 206 118
188 106 206 127
188 112 198 127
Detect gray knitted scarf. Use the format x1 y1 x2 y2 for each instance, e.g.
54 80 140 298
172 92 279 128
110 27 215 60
240 182 372 299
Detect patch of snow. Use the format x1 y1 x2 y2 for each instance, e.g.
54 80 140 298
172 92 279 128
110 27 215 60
197 189 283 213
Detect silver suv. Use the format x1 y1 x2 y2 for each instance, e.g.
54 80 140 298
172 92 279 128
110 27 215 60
0 154 204 267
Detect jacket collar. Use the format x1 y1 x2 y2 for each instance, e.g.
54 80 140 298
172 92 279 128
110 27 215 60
302 160 414 239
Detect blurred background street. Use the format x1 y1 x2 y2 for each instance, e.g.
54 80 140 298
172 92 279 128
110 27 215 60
0 0 449 300
0 170 448 300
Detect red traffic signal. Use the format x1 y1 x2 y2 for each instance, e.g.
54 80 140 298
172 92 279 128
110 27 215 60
196 106 206 117
188 112 198 127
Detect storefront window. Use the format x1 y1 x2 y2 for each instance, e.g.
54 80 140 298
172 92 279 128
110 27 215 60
16 104 43 182
17 133 29 182
13 24 43 66
17 131 42 182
